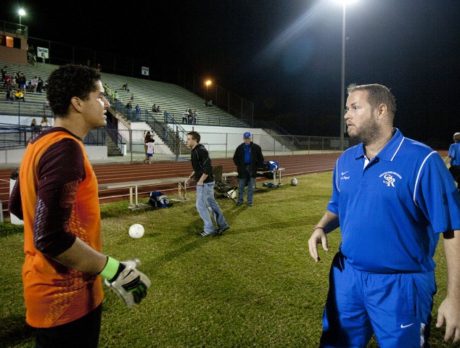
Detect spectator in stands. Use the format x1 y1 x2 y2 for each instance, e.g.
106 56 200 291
113 90 119 101
5 85 14 101
17 73 27 90
36 77 44 93
205 99 213 107
152 104 157 113
135 104 141 120
121 82 129 92
233 132 265 207
186 131 230 237
144 133 155 164
15 89 26 102
3 74 12 88
182 109 189 124
126 101 133 110
40 116 50 129
26 81 34 92
192 110 198 124
31 76 38 92
30 118 39 133
187 108 193 124
156 105 161 113
130 93 134 101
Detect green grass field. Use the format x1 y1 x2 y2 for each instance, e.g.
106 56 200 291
0 172 458 347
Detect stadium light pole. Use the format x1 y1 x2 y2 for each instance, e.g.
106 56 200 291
334 0 358 151
18 8 26 27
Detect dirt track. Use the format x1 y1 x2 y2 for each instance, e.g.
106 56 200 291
0 153 338 216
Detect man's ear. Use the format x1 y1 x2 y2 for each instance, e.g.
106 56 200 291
377 103 388 119
70 96 83 113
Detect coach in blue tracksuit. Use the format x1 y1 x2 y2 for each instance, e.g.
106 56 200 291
448 132 460 189
308 84 460 347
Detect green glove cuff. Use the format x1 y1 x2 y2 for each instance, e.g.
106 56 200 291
101 256 120 280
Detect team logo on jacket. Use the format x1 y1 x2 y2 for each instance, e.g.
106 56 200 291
379 171 402 187
340 171 350 180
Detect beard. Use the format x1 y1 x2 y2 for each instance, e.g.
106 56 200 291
347 118 381 145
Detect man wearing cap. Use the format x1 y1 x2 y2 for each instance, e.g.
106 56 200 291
233 132 264 206
448 132 460 189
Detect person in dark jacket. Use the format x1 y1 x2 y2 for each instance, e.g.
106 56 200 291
233 132 264 206
186 131 229 237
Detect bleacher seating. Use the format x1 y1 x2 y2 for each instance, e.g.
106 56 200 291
0 61 249 128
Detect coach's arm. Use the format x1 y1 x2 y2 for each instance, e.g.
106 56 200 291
308 211 339 262
437 230 460 343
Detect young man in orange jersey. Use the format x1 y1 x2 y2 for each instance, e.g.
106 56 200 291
9 65 151 348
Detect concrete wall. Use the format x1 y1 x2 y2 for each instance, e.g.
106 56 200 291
0 145 107 165
0 46 27 65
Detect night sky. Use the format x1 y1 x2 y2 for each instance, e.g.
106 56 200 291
2 0 460 147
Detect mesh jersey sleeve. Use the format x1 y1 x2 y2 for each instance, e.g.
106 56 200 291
34 139 86 256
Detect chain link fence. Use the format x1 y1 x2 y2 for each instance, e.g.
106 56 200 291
0 125 345 165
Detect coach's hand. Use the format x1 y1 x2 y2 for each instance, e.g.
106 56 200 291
436 297 460 343
308 227 328 262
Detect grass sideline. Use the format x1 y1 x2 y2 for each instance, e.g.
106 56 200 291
0 172 458 347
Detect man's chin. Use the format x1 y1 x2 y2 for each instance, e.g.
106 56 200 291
347 130 356 139
94 120 107 128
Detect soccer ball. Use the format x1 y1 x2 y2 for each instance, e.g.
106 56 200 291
128 224 145 239
291 177 298 186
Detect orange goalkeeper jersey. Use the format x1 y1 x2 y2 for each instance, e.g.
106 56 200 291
17 128 103 328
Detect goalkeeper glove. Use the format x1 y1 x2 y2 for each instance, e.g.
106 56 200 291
101 257 151 308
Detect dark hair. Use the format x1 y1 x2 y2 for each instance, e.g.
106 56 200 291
187 131 201 143
47 64 101 117
347 83 397 116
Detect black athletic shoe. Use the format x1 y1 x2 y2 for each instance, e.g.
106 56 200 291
217 225 230 235
200 230 217 237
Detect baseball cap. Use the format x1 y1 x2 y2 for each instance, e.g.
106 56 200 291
243 131 252 139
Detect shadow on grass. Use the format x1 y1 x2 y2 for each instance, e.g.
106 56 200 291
149 208 246 269
229 217 309 236
0 315 34 347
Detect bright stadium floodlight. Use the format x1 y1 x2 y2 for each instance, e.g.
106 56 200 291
18 8 26 26
334 0 359 5
205 79 213 87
